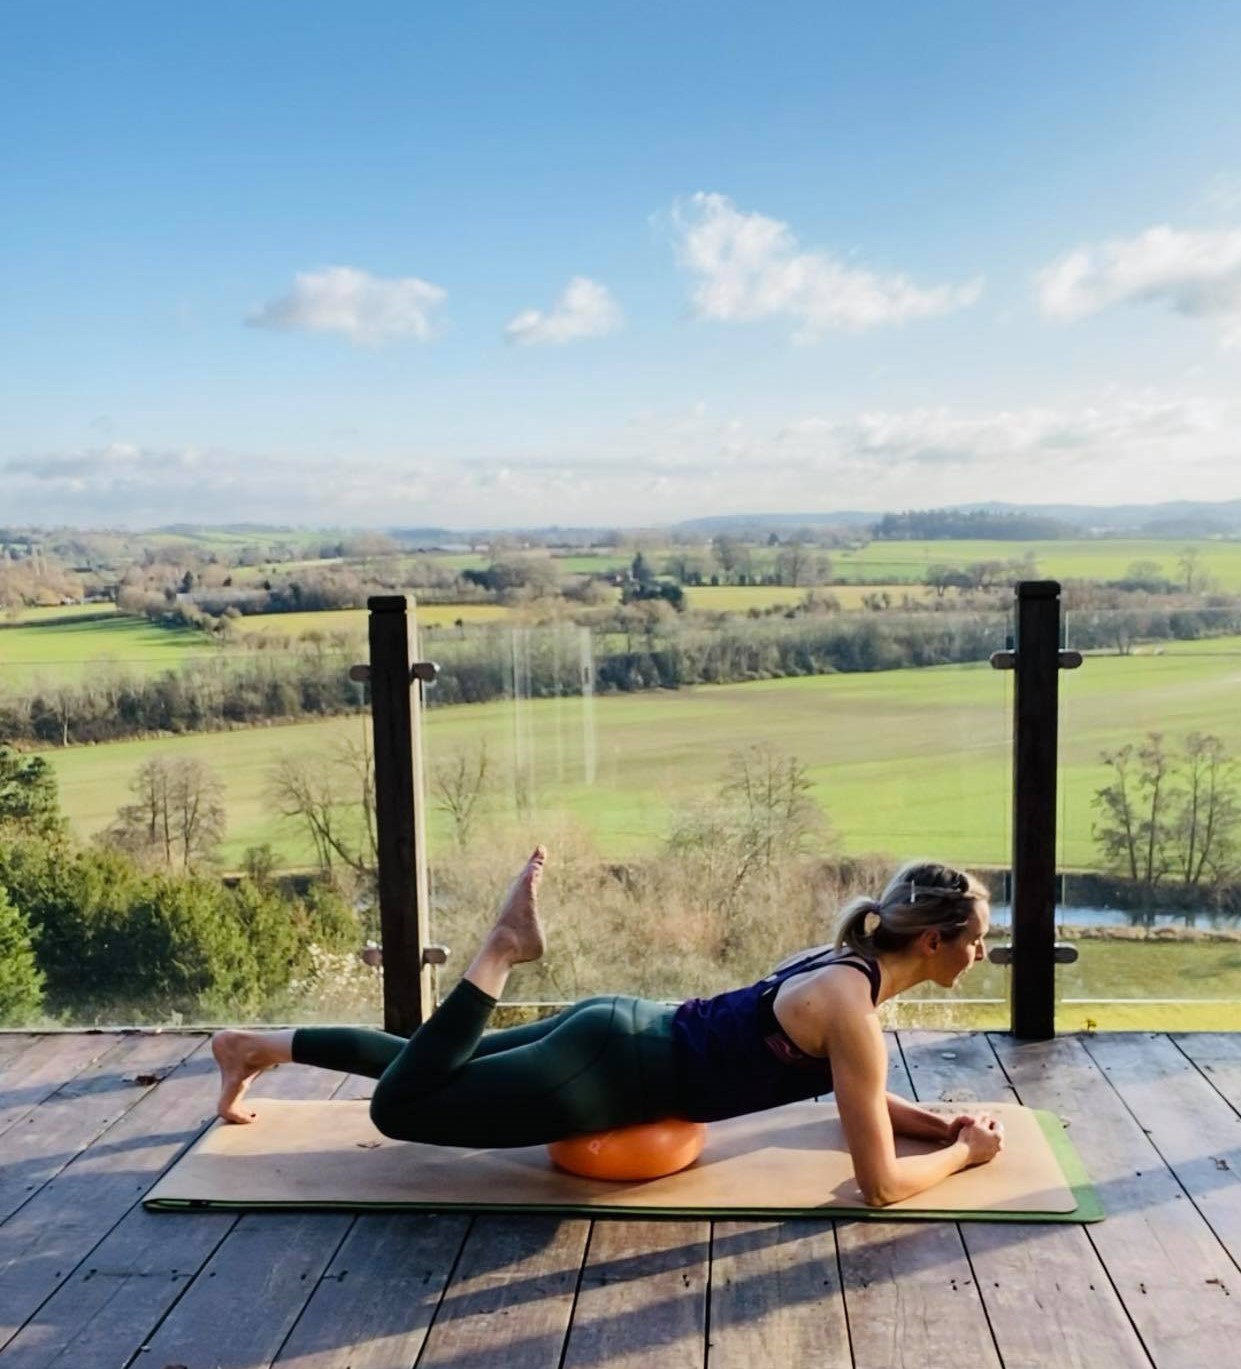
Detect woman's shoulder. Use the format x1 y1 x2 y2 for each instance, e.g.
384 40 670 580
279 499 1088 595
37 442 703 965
771 941 836 974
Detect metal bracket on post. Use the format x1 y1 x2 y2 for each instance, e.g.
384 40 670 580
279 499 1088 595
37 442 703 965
996 581 1085 1040
988 943 1079 966
349 662 439 685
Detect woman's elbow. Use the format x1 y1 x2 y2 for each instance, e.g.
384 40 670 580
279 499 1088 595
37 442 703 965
856 1170 900 1208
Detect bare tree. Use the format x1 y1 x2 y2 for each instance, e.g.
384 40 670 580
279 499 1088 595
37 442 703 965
102 756 226 871
267 737 377 885
1177 547 1201 594
1092 731 1241 893
667 744 830 904
433 741 491 848
774 543 810 588
1174 733 1240 887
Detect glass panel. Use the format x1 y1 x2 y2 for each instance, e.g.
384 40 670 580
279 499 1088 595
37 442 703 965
1055 603 1241 1030
423 608 1014 1031
3 609 381 1029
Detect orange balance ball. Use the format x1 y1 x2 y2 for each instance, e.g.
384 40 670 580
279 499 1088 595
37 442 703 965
548 1118 707 1181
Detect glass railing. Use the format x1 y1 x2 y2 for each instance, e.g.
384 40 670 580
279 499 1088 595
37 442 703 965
421 610 1014 1030
1053 604 1241 1029
15 591 1236 1033
1 616 380 1029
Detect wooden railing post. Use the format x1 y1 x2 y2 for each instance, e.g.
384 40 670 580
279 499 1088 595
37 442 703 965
991 581 1082 1039
366 595 434 1036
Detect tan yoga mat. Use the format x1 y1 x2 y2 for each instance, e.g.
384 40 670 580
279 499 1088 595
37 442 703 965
146 1099 1101 1222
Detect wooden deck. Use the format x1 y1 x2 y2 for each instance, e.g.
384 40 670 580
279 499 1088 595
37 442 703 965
1 1031 1240 1368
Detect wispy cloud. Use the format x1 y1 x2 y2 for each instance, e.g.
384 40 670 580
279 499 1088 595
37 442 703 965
668 192 982 340
1036 226 1241 346
248 266 446 346
504 277 622 345
5 392 1231 528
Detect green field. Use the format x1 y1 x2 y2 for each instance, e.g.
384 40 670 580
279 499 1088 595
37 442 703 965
684 584 942 612
0 614 224 685
227 603 516 638
40 634 1241 874
3 604 120 625
829 537 1241 588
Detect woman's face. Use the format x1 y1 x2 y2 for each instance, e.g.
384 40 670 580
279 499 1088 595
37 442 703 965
927 903 991 988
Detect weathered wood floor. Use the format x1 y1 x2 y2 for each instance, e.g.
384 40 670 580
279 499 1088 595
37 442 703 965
1 1030 1239 1368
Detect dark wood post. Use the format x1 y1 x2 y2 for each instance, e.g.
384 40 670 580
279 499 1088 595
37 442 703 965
1010 581 1062 1040
367 595 434 1036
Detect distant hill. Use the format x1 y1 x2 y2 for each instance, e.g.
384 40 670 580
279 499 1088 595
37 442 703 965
673 499 1241 539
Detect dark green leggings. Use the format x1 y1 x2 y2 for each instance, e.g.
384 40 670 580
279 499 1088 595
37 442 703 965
292 981 683 1147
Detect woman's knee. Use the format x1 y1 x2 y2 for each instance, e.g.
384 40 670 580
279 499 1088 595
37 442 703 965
368 1082 431 1143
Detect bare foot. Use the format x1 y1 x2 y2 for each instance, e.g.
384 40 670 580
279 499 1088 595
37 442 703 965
211 1030 274 1124
490 847 548 965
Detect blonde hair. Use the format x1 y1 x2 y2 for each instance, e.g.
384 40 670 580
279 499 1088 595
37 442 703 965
835 859 988 957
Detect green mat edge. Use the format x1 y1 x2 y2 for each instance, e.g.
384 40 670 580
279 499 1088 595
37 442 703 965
144 1107 1103 1223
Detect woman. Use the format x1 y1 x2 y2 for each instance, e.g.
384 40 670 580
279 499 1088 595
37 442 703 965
212 847 1003 1207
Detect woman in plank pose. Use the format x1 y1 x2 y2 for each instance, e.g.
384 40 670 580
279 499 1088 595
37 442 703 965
212 848 1003 1207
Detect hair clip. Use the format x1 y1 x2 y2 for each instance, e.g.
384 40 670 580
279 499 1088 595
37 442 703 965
908 878 917 904
863 910 882 936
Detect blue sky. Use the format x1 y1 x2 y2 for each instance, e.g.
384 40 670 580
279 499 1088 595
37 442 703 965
3 0 1240 528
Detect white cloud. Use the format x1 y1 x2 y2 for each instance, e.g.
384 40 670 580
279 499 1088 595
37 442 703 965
248 266 446 346
668 192 983 339
1036 226 1241 345
4 392 1234 528
504 277 622 345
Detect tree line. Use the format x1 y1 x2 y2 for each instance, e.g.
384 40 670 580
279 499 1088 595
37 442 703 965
5 602 1241 749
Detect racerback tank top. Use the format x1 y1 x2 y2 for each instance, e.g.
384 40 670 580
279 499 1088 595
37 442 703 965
669 947 881 1123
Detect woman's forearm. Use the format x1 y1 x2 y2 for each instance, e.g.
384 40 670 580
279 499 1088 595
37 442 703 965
866 1140 972 1206
885 1092 951 1142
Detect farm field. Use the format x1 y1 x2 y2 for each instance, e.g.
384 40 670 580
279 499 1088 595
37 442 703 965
547 536 1241 588
227 602 516 638
40 634 1241 872
684 583 941 611
3 604 120 625
829 536 1241 587
200 535 1241 589
0 613 224 685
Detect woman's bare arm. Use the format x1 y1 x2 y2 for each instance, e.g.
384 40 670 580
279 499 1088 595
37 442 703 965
886 1093 952 1142
822 984 992 1206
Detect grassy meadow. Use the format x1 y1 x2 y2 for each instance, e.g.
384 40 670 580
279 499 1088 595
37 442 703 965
0 613 224 685
519 537 1241 589
39 634 1241 872
27 632 1241 1027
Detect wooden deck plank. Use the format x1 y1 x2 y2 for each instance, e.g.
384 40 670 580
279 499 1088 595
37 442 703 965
271 1067 479 1369
1172 1033 1241 1114
0 1035 44 1073
835 1032 1001 1369
0 1055 343 1369
0 1033 200 1226
0 1036 219 1354
899 1030 1150 1369
126 1209 355 1369
561 1219 709 1369
991 1033 1241 1368
416 1215 590 1369
0 1034 124 1142
271 1213 471 1369
1082 1033 1241 1265
706 1220 851 1369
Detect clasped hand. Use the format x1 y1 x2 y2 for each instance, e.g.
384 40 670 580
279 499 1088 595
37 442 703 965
945 1111 1005 1165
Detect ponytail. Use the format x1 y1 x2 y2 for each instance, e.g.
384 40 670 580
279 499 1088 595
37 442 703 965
834 859 986 956
835 896 884 956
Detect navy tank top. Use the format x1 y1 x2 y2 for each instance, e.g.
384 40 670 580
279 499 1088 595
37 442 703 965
670 947 881 1123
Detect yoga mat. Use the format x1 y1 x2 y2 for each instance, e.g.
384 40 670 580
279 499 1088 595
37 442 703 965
145 1099 1102 1223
